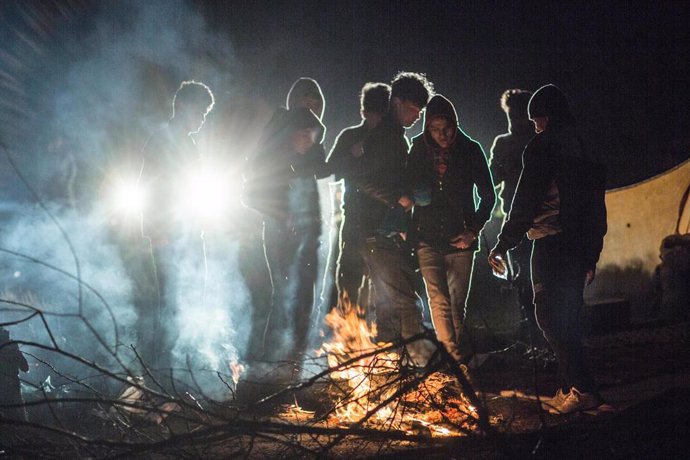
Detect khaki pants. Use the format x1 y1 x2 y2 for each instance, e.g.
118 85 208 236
417 246 474 362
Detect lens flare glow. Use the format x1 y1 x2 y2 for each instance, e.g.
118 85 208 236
176 169 238 224
111 178 145 215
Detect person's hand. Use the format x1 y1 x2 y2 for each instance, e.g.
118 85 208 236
450 230 477 249
585 269 596 286
488 249 507 275
350 141 364 158
397 195 414 212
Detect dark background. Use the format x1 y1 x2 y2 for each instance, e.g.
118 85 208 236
1 0 688 193
196 0 690 188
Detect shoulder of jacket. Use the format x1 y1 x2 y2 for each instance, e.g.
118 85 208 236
452 130 482 155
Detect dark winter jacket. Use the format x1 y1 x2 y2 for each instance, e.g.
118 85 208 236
407 95 495 251
494 123 607 271
352 114 409 236
327 123 368 182
490 119 534 213
326 123 369 236
243 107 326 231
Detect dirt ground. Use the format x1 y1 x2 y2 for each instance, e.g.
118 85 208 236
2 322 688 459
221 321 690 459
379 321 690 459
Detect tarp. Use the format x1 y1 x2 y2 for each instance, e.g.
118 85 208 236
587 158 690 316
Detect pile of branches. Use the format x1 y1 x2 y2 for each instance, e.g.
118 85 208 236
0 143 494 458
1 317 494 458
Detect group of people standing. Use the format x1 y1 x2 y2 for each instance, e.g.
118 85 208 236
121 72 607 416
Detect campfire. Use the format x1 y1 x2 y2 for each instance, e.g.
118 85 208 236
273 296 486 438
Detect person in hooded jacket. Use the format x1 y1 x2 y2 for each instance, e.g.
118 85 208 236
490 89 540 340
240 78 328 364
243 106 326 365
489 84 607 415
407 94 495 366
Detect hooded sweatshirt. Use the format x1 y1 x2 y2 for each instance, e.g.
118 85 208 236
407 95 495 251
495 85 607 271
490 116 534 212
243 107 326 229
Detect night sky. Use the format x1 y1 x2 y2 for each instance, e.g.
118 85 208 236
196 0 690 188
1 0 689 193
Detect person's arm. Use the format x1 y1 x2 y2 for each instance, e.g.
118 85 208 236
466 143 496 235
6 341 29 372
18 350 29 372
452 142 496 249
489 136 506 188
326 128 361 180
583 162 608 283
494 136 551 254
353 128 405 207
405 139 431 207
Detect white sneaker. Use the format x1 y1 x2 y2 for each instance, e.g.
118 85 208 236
540 388 569 413
549 387 602 415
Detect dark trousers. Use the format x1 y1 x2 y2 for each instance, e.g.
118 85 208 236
509 237 539 338
238 230 272 361
335 218 369 309
263 218 319 362
362 236 433 365
0 376 27 421
531 234 595 392
117 233 177 373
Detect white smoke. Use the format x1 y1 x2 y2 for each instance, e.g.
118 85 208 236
0 0 252 399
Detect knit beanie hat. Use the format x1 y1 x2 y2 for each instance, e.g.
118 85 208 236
528 84 572 121
286 77 324 119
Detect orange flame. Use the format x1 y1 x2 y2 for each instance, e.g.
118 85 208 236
320 295 477 435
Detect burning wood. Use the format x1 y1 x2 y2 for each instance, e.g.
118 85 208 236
316 299 482 437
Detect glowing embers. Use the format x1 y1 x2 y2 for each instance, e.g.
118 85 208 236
319 298 478 437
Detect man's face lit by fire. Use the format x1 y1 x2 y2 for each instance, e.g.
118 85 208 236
292 127 319 154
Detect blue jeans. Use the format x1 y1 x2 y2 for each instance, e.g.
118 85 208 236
417 245 475 362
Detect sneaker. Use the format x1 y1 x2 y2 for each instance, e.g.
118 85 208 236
457 363 474 387
548 387 602 415
540 388 569 413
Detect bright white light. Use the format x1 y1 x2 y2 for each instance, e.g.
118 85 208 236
112 178 145 216
177 168 238 224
